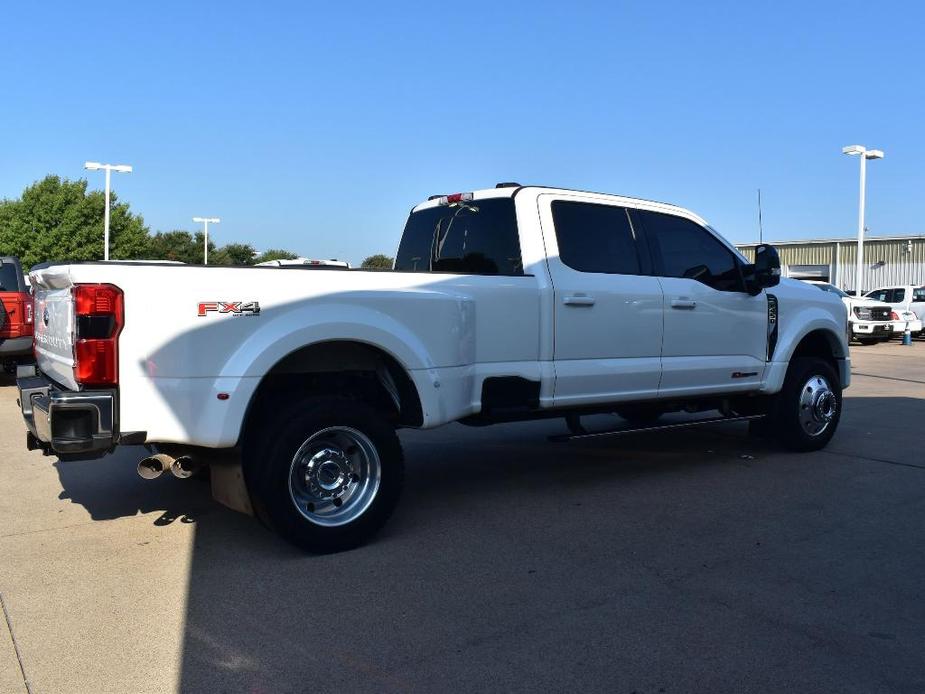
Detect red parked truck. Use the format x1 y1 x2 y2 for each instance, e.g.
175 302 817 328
0 257 33 373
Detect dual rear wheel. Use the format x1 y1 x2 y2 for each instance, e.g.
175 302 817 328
246 397 404 553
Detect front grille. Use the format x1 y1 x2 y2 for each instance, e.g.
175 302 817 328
871 308 891 321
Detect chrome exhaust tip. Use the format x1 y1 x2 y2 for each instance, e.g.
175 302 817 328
170 455 200 479
137 453 174 480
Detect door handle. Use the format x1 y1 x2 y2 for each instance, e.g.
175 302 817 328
671 298 696 309
563 294 596 307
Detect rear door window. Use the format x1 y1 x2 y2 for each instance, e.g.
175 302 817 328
635 210 743 292
913 287 925 302
551 201 642 275
867 289 889 302
0 263 22 292
395 198 523 275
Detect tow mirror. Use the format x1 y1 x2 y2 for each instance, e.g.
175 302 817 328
745 243 781 294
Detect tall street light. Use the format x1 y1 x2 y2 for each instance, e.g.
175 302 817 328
842 145 884 296
193 217 220 264
84 162 133 261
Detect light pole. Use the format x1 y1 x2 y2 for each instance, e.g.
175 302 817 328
193 217 220 264
842 145 884 296
84 162 133 261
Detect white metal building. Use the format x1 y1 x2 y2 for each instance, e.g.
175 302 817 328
736 235 925 293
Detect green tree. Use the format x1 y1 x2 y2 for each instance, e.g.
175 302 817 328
0 175 150 268
361 254 394 269
145 230 212 264
211 242 257 266
254 248 298 264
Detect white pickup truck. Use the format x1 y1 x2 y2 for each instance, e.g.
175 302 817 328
18 185 850 552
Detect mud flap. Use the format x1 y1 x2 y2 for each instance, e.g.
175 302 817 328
210 458 255 516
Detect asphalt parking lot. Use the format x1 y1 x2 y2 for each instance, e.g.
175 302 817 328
1 342 924 694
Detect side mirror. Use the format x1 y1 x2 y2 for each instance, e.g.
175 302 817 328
744 243 781 294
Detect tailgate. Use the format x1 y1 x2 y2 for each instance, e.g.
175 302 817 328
33 285 78 389
0 292 32 338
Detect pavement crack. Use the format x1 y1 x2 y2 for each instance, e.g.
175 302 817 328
821 448 925 471
1 592 33 694
851 371 925 385
0 519 102 540
0 511 178 541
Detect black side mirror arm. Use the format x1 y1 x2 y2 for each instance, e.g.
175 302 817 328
741 263 762 295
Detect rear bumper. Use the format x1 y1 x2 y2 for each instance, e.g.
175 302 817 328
0 336 33 356
17 367 118 460
891 320 923 333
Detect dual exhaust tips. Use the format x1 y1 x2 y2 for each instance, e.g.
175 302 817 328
137 453 200 480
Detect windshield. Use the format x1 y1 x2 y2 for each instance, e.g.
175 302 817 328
395 198 523 275
813 282 849 298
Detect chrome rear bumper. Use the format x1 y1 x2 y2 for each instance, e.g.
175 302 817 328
17 365 117 460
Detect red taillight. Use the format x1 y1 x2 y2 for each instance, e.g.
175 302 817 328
75 284 121 315
73 283 124 387
890 311 899 321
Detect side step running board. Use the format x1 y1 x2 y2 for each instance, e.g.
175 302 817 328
549 414 766 443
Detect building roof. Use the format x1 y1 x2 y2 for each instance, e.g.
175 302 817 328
736 234 925 247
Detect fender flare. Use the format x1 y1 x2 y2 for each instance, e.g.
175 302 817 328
763 309 848 393
211 303 445 445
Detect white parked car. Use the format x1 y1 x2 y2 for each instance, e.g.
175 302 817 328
886 309 923 337
804 281 892 345
19 185 850 552
255 257 350 269
864 285 925 337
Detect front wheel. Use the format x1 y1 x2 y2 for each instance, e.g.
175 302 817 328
856 338 879 346
768 357 842 451
247 396 404 553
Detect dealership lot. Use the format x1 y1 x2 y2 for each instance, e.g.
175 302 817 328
1 343 923 694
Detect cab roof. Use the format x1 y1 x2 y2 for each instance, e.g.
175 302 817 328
411 184 706 226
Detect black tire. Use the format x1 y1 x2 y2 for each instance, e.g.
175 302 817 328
615 405 663 427
767 357 842 452
246 396 404 553
856 338 879 345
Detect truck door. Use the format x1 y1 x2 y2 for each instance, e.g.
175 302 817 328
538 195 664 407
632 209 768 396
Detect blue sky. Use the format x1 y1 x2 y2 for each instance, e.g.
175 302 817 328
1 1 921 264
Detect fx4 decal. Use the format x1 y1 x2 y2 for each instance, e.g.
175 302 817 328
198 301 261 317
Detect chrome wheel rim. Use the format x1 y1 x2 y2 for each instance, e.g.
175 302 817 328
288 426 381 527
798 374 837 437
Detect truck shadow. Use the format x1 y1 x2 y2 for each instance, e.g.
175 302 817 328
176 397 925 693
175 419 780 693
53 445 214 525
48 395 925 692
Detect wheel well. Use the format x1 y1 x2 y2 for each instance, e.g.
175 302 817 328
791 329 844 371
240 341 423 448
